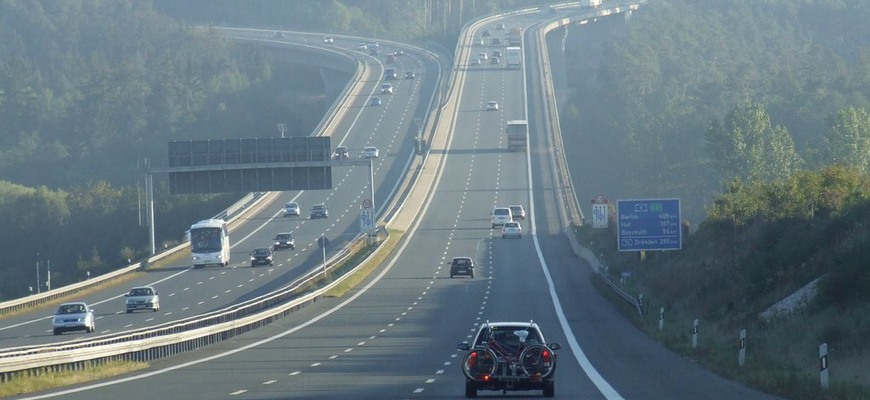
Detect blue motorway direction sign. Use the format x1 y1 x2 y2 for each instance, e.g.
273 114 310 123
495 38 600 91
617 198 681 251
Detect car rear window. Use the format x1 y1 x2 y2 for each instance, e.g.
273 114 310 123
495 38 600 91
476 326 543 348
494 208 510 215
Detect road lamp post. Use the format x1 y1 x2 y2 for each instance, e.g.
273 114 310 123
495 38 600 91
35 253 40 294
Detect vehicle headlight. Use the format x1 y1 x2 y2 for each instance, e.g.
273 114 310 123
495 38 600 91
192 256 200 261
250 256 256 260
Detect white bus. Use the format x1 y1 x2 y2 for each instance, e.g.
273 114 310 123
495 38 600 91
189 219 230 268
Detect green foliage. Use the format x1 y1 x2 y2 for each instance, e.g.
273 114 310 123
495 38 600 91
561 0 870 223
824 106 870 173
0 178 235 298
592 166 870 397
154 0 549 43
706 102 804 184
0 0 270 187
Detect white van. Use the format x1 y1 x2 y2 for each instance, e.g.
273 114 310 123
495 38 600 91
491 207 513 228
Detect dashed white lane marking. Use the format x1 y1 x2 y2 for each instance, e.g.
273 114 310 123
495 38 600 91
262 380 277 385
229 390 247 395
289 371 301 376
413 388 424 393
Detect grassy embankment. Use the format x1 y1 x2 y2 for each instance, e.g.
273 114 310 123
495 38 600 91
578 222 870 400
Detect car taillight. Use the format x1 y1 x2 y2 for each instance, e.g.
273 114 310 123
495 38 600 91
542 349 552 367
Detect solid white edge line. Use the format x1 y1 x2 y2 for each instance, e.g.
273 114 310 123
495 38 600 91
523 17 624 400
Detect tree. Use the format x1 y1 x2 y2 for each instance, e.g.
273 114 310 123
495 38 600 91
824 106 870 173
706 102 803 184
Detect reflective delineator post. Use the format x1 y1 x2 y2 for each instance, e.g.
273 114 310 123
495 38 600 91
820 343 829 390
658 307 664 331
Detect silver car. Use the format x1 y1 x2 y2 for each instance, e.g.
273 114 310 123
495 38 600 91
125 286 160 313
52 302 96 335
282 202 301 217
501 221 523 239
362 146 380 159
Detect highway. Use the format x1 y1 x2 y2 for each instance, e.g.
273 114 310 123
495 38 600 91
0 31 440 349
10 6 783 400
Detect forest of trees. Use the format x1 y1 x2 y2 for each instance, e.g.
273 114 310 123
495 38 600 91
560 0 870 223
0 0 285 299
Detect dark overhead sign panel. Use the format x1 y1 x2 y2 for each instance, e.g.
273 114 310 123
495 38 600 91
167 137 332 194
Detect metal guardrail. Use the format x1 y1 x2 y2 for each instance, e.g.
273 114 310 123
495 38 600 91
535 2 647 316
535 18 584 231
0 230 380 380
0 192 265 316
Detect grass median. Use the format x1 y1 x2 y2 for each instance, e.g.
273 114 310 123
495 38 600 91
0 361 149 397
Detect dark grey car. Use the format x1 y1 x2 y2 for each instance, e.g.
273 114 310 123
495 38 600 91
310 204 329 219
450 257 474 278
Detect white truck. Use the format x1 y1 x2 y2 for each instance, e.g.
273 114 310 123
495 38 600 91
506 120 528 151
582 0 602 7
505 46 521 68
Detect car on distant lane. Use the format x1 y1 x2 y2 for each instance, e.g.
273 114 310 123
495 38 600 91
282 202 301 217
273 233 296 250
310 204 329 219
125 286 160 313
250 247 274 267
450 256 474 278
509 205 526 220
501 221 522 239
362 146 380 159
52 302 95 335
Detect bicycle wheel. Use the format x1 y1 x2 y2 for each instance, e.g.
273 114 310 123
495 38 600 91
519 344 556 378
462 347 497 381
